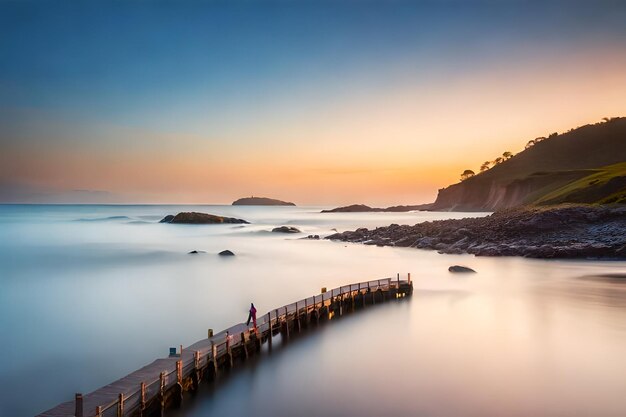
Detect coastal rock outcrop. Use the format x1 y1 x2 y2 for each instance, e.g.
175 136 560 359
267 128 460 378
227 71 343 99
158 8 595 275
272 226 301 233
218 250 235 256
449 265 476 273
321 203 432 213
160 212 249 224
326 205 626 259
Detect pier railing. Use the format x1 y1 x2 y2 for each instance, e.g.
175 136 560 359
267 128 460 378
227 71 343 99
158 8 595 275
40 276 410 417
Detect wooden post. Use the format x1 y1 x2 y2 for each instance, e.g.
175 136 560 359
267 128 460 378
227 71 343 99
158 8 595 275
350 287 354 310
159 372 166 409
208 328 213 338
226 332 233 367
397 272 400 286
241 331 248 358
408 272 411 284
267 312 272 345
211 341 218 376
95 406 102 417
177 360 182 384
75 393 83 417
117 393 124 417
284 306 290 339
304 297 308 325
140 382 146 410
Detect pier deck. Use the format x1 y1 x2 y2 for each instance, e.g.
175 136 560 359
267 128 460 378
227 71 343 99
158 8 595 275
38 276 413 417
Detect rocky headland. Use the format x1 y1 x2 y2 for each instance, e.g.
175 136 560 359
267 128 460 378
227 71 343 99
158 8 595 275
321 203 432 213
326 205 626 259
160 212 249 224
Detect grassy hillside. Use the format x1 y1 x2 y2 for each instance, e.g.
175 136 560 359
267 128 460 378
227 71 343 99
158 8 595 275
534 162 626 205
432 118 626 210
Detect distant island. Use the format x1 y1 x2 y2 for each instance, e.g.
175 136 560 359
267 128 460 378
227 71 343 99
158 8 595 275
321 203 432 213
160 212 249 224
431 117 626 211
232 196 296 206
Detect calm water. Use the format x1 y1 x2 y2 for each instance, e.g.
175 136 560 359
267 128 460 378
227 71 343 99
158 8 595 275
0 205 625 417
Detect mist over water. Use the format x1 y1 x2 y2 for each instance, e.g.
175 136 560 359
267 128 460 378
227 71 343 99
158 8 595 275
0 205 625 417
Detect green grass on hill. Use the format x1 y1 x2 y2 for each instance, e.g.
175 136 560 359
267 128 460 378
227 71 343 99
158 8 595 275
533 162 626 205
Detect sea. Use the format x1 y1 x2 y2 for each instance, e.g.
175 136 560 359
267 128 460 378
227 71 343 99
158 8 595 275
0 205 625 417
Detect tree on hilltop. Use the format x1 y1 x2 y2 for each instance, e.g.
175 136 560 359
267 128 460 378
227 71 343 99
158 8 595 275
460 169 475 181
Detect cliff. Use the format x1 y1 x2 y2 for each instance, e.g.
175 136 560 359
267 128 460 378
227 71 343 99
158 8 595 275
431 118 626 211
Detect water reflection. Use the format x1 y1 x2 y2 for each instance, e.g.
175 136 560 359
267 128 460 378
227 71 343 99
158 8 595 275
0 205 624 417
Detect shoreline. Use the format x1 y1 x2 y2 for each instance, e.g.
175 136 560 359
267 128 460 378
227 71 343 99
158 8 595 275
326 205 626 259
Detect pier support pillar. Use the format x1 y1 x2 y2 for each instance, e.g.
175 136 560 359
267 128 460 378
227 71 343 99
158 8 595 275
75 393 83 417
159 372 166 410
140 382 146 411
241 332 249 359
117 393 124 417
211 341 218 377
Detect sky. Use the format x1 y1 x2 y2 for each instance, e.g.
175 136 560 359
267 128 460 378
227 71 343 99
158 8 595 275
1 0 626 205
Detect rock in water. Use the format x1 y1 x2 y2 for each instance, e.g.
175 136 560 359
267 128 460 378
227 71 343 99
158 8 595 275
219 250 235 256
188 250 206 254
449 265 476 273
272 226 301 233
160 212 249 224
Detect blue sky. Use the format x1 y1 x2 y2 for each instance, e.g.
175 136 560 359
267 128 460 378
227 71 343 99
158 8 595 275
1 1 626 204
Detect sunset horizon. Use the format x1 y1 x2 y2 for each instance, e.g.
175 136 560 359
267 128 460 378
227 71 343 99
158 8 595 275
2 1 626 205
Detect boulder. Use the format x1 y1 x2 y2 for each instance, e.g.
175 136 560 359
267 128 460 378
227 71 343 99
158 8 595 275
448 265 476 273
218 250 235 256
188 250 206 254
272 226 301 233
159 215 175 223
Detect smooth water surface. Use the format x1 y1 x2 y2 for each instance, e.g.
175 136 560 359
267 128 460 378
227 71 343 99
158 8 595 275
0 205 624 417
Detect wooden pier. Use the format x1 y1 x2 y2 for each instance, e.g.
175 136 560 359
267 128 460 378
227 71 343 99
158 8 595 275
38 275 413 417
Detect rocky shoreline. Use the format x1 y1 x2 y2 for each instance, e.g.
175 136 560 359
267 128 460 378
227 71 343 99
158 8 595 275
326 205 626 259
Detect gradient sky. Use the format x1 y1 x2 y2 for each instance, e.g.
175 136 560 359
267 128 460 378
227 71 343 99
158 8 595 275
1 0 626 205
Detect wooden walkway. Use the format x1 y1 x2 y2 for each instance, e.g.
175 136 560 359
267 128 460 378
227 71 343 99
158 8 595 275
38 276 413 417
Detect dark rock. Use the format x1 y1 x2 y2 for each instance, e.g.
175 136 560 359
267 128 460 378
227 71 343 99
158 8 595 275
306 235 320 239
324 205 626 259
218 250 235 256
272 226 301 233
449 265 476 273
322 204 374 213
321 203 433 213
188 250 206 254
161 212 249 224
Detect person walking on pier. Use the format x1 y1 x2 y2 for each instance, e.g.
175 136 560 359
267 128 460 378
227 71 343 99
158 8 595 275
247 303 257 330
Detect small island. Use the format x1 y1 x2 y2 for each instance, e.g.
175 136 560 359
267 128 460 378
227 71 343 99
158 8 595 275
232 196 296 206
160 212 249 224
